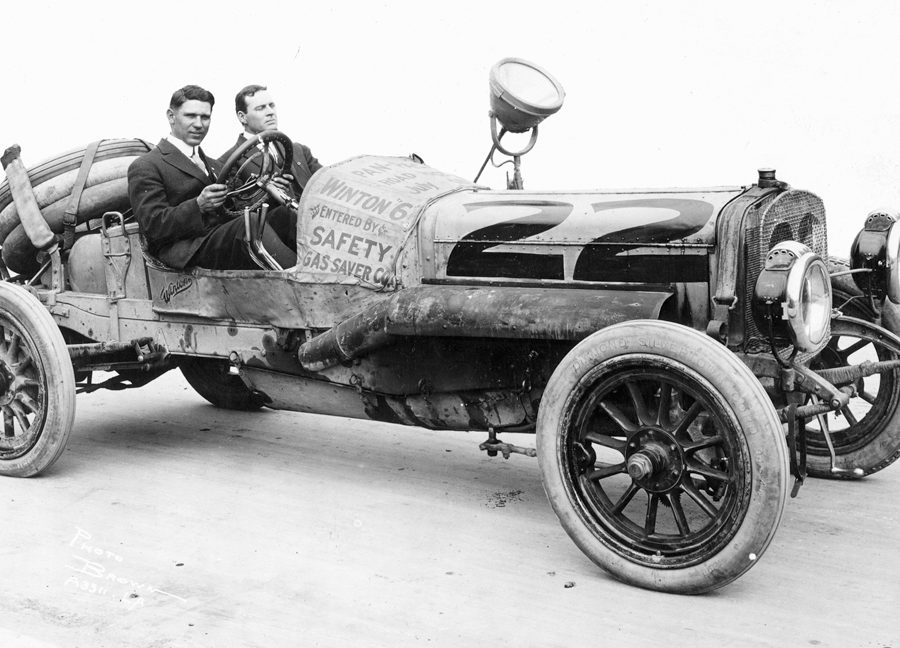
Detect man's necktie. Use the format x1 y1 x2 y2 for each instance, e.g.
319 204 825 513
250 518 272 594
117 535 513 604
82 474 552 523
258 141 280 165
191 147 208 175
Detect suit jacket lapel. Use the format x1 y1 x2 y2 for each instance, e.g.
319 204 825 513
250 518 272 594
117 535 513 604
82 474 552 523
232 134 256 169
290 147 310 191
234 134 266 177
290 159 304 191
158 138 211 184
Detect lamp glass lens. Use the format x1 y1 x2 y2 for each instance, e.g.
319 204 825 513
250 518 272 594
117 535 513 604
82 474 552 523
801 262 831 346
496 61 560 108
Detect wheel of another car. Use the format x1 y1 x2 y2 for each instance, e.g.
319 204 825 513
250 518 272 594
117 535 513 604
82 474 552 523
803 278 900 478
0 282 76 476
180 357 266 411
536 320 789 594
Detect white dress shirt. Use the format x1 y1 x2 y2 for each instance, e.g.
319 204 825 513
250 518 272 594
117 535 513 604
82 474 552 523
166 134 209 175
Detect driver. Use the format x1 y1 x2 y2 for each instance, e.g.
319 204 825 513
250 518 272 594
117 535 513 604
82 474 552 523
217 84 322 201
127 84 297 270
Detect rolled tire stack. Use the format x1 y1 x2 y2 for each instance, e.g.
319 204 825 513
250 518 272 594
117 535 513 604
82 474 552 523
0 139 152 275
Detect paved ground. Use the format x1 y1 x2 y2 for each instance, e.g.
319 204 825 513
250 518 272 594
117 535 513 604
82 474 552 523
0 371 897 648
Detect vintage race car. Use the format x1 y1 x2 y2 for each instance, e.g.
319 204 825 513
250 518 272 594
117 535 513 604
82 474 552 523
2 59 899 594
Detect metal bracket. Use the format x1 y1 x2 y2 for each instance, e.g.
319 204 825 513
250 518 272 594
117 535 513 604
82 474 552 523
50 246 64 291
243 204 283 271
520 349 540 393
784 404 806 497
101 211 131 302
789 363 850 410
815 411 865 479
479 427 536 459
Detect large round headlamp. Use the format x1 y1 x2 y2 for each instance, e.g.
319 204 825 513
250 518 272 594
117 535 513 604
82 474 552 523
489 58 565 133
753 241 832 353
850 209 900 303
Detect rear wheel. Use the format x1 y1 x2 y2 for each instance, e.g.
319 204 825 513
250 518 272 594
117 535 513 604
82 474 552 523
180 357 266 410
537 321 788 594
0 282 76 476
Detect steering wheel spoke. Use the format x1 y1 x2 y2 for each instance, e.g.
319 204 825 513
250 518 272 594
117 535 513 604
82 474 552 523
218 131 295 216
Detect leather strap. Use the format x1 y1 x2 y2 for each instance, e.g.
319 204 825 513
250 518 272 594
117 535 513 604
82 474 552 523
63 139 102 249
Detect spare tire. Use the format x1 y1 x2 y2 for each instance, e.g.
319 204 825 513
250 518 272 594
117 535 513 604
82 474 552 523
0 139 152 274
0 138 152 217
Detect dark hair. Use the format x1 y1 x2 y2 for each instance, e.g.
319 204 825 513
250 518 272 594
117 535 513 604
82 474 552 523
235 84 268 114
169 85 215 110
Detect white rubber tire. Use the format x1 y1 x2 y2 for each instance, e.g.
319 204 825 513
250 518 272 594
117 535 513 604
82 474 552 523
0 282 75 476
537 320 788 594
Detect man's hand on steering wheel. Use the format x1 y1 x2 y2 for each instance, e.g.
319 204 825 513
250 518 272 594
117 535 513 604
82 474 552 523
263 173 298 209
218 131 296 216
268 173 294 195
198 183 228 213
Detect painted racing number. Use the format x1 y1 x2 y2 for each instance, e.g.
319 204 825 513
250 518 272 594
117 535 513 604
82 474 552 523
446 201 572 279
446 198 714 283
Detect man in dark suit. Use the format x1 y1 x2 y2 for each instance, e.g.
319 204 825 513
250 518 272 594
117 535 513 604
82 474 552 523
127 85 296 270
217 84 322 201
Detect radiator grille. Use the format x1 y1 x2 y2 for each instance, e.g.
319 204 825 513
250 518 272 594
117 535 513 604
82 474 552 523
743 189 828 354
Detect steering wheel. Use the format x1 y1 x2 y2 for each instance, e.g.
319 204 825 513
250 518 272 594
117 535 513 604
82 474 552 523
218 130 295 217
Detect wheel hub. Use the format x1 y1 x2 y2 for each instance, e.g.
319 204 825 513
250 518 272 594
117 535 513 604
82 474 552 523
626 429 684 493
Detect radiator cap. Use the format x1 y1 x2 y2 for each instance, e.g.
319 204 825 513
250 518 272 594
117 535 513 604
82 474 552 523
758 168 779 188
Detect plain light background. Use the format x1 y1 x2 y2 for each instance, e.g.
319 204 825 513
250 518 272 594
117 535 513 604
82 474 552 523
3 0 899 253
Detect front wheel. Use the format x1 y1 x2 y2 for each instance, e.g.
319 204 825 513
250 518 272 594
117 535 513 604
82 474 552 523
537 321 788 594
0 282 76 476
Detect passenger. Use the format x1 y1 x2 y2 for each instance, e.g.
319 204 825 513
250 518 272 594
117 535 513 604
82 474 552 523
217 84 322 201
127 84 296 270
